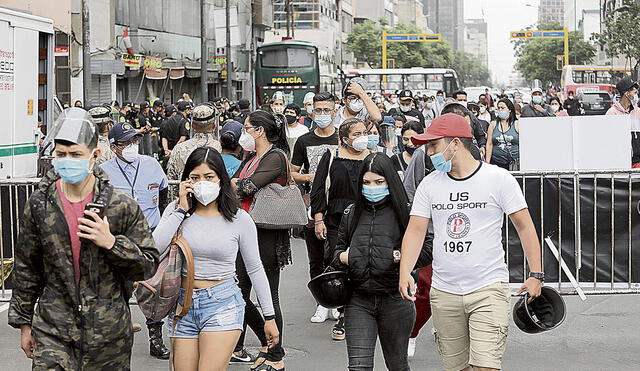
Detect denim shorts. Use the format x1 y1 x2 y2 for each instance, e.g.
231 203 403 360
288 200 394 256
167 278 246 338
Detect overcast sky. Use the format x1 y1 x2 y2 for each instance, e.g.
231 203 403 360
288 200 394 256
464 0 541 85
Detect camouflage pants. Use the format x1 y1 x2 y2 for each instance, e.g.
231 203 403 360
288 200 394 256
31 329 133 371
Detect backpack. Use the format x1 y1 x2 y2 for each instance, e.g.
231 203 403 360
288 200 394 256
134 234 194 322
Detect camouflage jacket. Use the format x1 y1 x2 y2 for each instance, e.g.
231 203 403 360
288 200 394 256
8 167 159 350
166 133 221 200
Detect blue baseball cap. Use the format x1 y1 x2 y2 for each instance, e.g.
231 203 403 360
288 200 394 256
221 120 243 143
108 122 141 144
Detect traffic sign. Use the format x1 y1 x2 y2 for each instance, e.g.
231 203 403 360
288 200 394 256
385 33 442 42
510 28 569 68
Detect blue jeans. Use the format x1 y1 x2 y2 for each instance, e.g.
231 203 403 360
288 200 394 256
345 291 415 371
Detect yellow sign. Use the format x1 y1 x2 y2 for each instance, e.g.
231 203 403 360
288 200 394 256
144 56 163 72
121 53 142 68
271 76 303 84
27 99 33 115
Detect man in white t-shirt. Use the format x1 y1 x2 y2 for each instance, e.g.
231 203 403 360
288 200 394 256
398 113 543 371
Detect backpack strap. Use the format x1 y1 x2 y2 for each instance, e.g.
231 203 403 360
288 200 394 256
169 236 194 371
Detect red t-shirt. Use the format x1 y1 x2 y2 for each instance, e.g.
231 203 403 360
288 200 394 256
56 180 94 286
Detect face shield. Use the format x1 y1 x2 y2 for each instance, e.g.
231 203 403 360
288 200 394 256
380 124 397 150
43 107 98 152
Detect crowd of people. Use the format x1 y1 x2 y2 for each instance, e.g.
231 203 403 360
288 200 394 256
8 75 639 371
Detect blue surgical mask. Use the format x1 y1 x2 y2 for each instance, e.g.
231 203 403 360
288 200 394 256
497 110 510 120
306 106 314 115
362 185 389 203
429 141 456 173
314 114 333 128
426 102 434 109
532 96 543 104
53 156 93 184
436 96 444 103
367 134 379 149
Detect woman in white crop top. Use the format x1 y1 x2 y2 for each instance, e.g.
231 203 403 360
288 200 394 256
153 147 279 371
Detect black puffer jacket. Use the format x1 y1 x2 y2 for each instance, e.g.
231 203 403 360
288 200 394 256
333 201 432 294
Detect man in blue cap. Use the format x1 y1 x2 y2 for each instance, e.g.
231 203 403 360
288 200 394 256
100 121 170 360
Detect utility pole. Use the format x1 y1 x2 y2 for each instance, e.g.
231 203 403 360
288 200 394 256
201 0 208 102
81 0 91 106
285 0 291 38
226 0 233 100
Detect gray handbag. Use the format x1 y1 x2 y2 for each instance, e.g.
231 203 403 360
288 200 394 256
249 149 309 229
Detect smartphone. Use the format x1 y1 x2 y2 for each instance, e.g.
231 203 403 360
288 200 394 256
186 193 193 210
85 202 105 221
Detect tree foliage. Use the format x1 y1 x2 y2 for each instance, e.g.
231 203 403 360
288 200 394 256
346 19 491 87
593 3 640 68
512 21 596 86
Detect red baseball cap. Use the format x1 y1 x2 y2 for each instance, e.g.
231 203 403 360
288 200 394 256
411 113 472 145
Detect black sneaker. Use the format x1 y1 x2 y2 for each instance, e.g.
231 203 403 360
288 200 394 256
230 348 256 363
332 317 345 341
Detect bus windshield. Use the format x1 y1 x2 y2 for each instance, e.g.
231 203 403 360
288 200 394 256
261 48 314 68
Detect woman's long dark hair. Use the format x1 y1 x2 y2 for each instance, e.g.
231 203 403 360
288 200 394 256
247 110 290 155
348 153 410 239
497 98 517 125
181 147 239 222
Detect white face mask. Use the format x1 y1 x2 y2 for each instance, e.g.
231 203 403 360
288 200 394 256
550 104 560 112
238 131 256 152
457 101 467 108
349 99 364 113
121 143 139 163
272 105 284 114
192 181 220 206
480 107 487 113
350 136 369 152
394 128 402 136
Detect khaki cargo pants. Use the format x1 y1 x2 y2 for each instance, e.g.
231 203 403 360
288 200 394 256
430 282 511 371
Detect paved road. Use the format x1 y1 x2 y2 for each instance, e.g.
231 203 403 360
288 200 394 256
1 238 639 370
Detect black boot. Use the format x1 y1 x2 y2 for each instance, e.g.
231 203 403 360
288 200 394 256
148 323 170 360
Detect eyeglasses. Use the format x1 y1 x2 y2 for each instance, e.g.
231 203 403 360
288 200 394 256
114 137 140 148
313 108 334 115
242 126 259 133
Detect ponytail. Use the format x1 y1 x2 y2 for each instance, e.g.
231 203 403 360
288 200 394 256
247 110 290 155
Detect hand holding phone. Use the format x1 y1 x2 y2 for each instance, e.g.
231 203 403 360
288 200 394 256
78 202 115 250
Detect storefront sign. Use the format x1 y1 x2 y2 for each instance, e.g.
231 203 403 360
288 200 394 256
121 53 142 68
144 56 163 72
215 55 228 79
54 46 69 57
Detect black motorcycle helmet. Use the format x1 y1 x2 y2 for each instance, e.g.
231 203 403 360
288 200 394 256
307 271 351 309
513 286 566 334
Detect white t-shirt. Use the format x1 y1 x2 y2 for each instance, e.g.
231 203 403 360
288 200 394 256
410 162 527 295
286 124 309 139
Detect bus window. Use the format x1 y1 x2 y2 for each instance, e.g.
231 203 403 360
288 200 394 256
261 48 314 68
383 74 402 91
405 74 425 91
362 74 381 91
427 74 444 91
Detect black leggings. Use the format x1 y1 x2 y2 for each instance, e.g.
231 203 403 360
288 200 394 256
234 229 285 362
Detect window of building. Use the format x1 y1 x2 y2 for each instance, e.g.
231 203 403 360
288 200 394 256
274 0 320 30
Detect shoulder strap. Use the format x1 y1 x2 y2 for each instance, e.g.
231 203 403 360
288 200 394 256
325 149 335 205
174 236 195 318
269 147 294 184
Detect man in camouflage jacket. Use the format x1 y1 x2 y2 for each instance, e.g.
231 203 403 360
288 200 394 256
8 166 159 369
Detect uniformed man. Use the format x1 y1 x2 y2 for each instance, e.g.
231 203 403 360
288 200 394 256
88 105 116 165
8 108 158 369
119 101 133 123
150 100 165 128
99 121 170 360
160 100 192 159
166 103 222 200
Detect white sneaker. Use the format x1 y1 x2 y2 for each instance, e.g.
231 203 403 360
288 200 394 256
310 305 329 323
407 337 416 358
331 308 340 320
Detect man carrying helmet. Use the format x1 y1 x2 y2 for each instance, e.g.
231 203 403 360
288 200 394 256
399 113 543 371
166 103 222 200
8 108 159 370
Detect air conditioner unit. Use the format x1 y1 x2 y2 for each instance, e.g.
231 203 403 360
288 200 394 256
253 0 274 29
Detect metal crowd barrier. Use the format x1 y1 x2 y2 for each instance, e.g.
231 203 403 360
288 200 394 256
2 171 639 300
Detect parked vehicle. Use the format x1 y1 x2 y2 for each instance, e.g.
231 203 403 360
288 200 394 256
579 91 612 115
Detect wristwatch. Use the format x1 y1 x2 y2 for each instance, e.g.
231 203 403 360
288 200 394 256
529 272 545 282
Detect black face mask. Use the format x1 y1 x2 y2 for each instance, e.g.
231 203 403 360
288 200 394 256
405 145 417 155
285 114 297 125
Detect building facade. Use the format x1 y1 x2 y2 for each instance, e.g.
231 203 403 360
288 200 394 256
396 0 428 32
538 0 565 24
421 0 463 51
464 18 488 67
